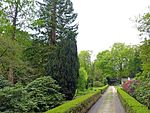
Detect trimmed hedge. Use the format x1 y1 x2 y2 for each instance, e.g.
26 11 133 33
117 87 150 113
46 85 108 113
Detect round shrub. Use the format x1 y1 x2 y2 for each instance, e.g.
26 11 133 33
24 76 64 112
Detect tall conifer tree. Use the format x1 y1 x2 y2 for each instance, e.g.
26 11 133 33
34 0 79 99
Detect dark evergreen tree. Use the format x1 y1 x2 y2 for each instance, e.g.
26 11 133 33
32 0 79 99
46 39 79 100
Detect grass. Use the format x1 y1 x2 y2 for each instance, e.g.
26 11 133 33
46 85 108 113
75 85 107 97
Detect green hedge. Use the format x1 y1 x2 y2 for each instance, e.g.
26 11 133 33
46 85 108 113
117 87 150 113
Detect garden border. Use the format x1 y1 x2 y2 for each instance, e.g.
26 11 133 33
117 87 150 113
46 85 108 113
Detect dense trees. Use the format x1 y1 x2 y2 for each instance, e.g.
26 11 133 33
30 0 79 100
0 0 150 112
93 43 142 84
0 0 79 112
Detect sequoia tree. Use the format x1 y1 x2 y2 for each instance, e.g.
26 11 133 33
32 0 79 100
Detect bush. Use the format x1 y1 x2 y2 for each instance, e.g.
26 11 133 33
24 76 64 112
117 87 150 113
122 80 139 96
93 81 104 87
0 76 64 112
134 78 150 109
0 75 11 89
0 84 25 112
46 85 108 113
122 78 150 109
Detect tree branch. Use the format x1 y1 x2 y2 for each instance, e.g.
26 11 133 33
0 48 7 58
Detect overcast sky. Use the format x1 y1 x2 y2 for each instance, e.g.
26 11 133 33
71 0 149 59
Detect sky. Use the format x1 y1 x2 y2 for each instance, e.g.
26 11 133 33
71 0 150 59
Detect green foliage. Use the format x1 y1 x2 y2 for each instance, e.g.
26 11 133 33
46 85 108 113
46 39 79 100
134 77 150 108
24 76 64 112
23 39 49 78
140 39 150 78
93 81 104 87
94 43 141 81
133 10 150 109
33 0 78 43
78 51 91 73
135 9 150 77
94 50 113 79
0 76 64 112
136 11 150 39
77 67 88 91
76 86 107 97
0 84 25 112
0 75 11 89
0 0 35 28
0 36 22 83
111 43 134 77
0 36 22 66
78 51 93 89
0 36 35 84
117 87 150 113
30 0 79 100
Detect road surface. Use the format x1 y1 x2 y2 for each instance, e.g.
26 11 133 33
87 86 126 113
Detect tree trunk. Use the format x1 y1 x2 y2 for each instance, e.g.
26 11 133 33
0 67 2 74
12 2 18 40
50 0 56 45
8 65 14 84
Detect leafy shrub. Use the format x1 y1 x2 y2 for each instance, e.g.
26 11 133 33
122 78 150 109
24 76 64 112
0 76 64 112
134 78 150 109
0 84 25 112
122 80 139 96
117 87 150 113
0 75 11 89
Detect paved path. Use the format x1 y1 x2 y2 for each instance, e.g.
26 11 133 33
87 86 126 113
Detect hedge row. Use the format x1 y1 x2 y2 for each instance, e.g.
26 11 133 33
117 87 150 113
46 85 108 113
